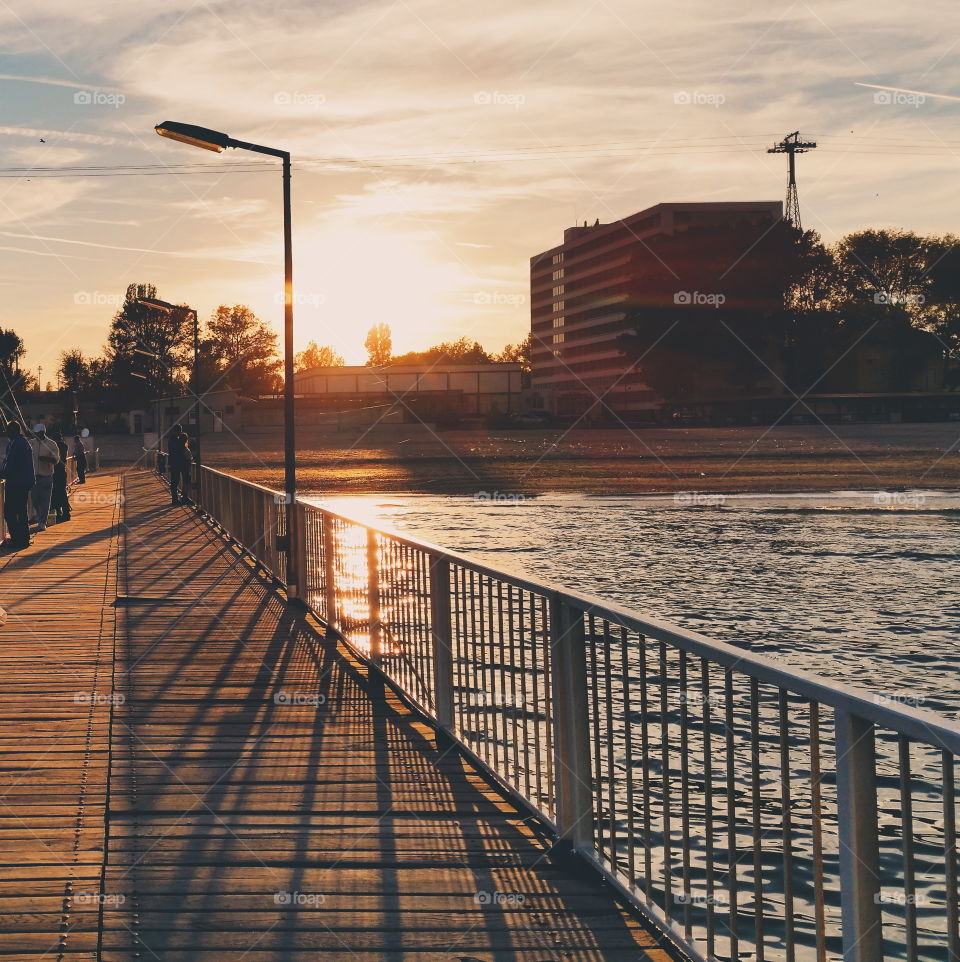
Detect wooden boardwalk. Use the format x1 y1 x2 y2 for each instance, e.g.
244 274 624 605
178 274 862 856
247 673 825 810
0 468 673 961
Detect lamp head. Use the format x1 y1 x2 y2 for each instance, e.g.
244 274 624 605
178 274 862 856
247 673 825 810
155 121 231 153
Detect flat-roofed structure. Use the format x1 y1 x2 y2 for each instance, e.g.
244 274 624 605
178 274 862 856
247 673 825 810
294 363 525 417
530 200 783 419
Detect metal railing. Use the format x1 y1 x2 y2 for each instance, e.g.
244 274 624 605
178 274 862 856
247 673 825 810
189 465 959 962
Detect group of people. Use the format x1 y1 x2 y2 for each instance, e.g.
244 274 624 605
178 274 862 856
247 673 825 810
0 422 89 551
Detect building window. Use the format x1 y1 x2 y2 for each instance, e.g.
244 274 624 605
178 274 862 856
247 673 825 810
552 252 564 264
552 316 565 328
552 331 565 344
552 269 564 281
552 285 564 296
553 300 565 312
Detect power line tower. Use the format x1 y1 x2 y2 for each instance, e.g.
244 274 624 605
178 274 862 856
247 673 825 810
767 131 817 230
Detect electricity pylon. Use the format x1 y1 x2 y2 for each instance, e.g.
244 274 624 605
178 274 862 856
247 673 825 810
767 131 817 230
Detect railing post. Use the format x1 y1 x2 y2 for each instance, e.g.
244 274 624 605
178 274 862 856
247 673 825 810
549 596 594 855
835 709 883 961
366 529 382 666
321 513 337 629
429 557 454 736
292 501 309 602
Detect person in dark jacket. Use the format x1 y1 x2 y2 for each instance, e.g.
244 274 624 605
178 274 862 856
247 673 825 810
1 421 36 550
73 435 88 483
51 433 71 523
168 425 192 505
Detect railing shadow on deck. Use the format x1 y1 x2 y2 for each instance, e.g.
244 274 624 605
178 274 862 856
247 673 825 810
130 459 960 962
116 469 654 958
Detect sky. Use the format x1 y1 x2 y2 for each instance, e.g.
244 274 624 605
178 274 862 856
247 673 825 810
0 0 959 376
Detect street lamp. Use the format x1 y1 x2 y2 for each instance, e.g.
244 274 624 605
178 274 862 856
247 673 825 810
133 297 200 465
155 120 298 596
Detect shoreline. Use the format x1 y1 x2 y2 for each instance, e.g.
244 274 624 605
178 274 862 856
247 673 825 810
192 421 959 496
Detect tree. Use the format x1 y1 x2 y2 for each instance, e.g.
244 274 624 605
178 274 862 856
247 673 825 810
107 283 192 405
295 341 345 371
833 229 938 314
364 324 392 366
0 329 26 387
58 349 90 394
391 337 492 366
207 305 282 396
495 334 532 373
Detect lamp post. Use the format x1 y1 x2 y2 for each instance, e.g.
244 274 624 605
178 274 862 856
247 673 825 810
133 297 200 465
154 121 298 596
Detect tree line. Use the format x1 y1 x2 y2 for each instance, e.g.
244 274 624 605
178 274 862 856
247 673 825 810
0 284 534 418
616 226 960 401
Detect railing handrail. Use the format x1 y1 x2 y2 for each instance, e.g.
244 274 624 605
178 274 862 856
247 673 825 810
198 465 960 755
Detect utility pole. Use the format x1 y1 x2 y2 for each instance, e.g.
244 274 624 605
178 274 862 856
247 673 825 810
767 131 817 230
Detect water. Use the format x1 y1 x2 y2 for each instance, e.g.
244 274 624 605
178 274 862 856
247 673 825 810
306 488 960 714
304 487 960 960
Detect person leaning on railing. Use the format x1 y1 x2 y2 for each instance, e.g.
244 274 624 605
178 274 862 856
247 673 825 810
50 432 71 524
72 434 87 484
0 421 35 551
168 424 193 506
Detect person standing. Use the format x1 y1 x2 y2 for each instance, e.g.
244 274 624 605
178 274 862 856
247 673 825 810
73 434 88 484
168 425 192 505
1 422 35 550
51 433 71 523
30 424 59 532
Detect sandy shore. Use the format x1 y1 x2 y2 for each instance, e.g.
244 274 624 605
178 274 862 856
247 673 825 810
194 421 960 495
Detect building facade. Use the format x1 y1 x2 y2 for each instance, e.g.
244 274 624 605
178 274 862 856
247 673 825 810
294 364 525 419
530 201 783 419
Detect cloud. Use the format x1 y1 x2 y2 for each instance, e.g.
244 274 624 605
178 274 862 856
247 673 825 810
0 72 121 91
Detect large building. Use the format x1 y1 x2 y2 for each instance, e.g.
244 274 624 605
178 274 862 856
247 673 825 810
530 201 783 419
